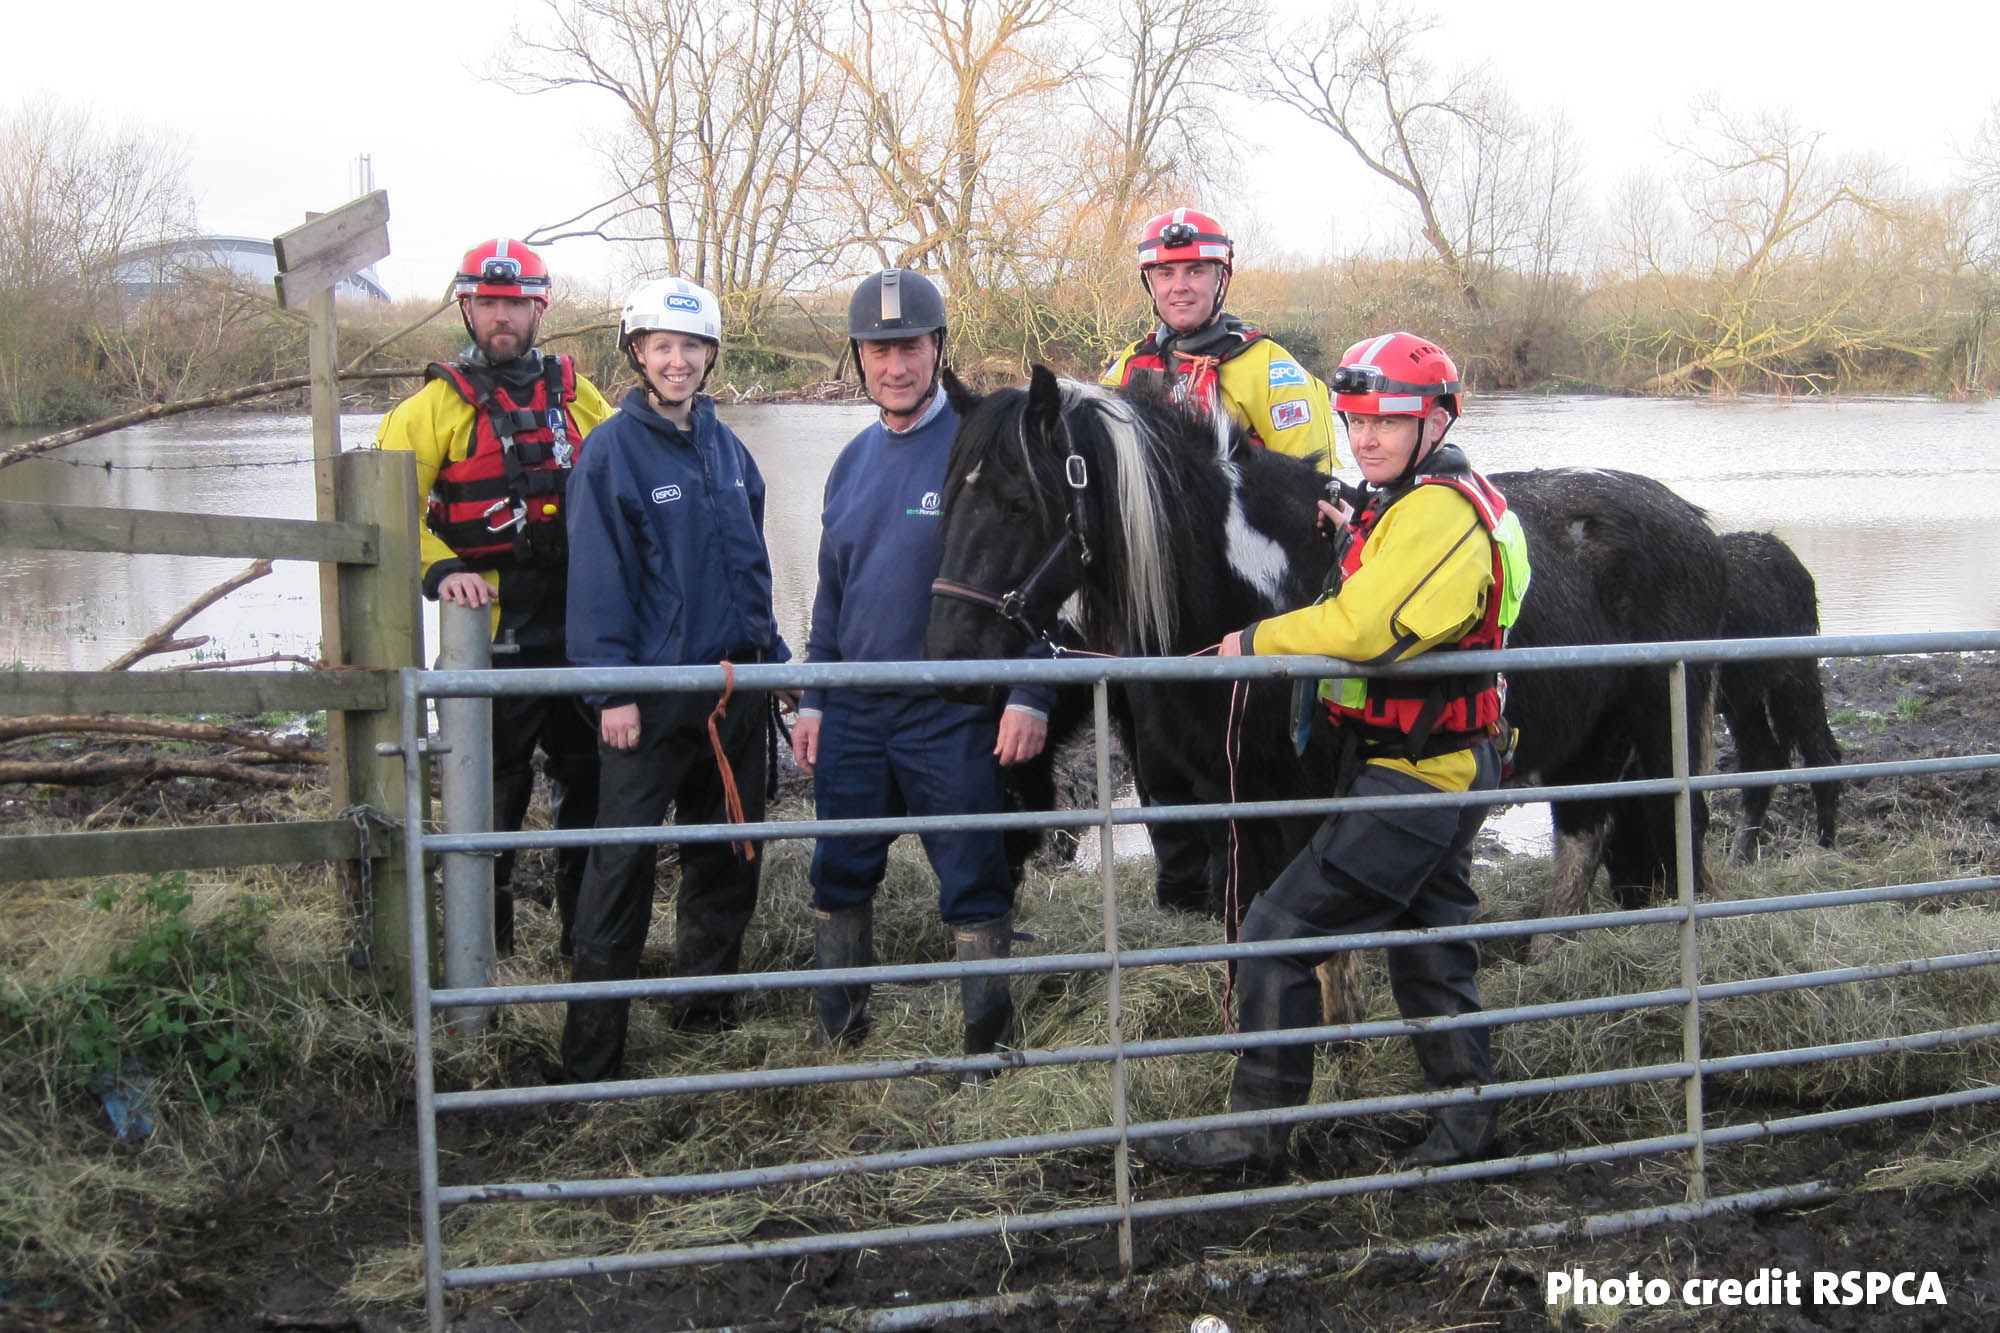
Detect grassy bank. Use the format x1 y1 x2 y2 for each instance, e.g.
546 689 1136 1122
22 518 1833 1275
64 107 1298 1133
3 773 1998 1325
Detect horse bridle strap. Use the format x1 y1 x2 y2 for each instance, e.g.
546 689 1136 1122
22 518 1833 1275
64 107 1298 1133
1059 415 1095 568
931 528 1073 638
929 405 1096 643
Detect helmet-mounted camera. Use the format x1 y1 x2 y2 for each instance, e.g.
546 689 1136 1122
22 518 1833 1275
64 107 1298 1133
1330 332 1462 418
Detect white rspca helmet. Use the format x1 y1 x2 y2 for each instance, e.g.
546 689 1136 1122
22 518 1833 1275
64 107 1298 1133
620 276 723 354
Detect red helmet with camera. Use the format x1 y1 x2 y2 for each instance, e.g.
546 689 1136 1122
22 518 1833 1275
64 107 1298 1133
1136 207 1234 271
451 238 551 307
1330 332 1461 420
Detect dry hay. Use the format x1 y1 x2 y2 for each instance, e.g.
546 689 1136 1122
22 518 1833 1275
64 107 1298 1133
343 826 2000 1307
0 814 412 1306
9 791 2000 1314
1478 831 2000 1144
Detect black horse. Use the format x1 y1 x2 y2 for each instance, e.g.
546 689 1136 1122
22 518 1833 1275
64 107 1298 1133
926 369 1727 996
1716 530 1841 856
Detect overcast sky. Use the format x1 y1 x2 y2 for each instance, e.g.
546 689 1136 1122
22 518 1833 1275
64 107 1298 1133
17 0 1999 303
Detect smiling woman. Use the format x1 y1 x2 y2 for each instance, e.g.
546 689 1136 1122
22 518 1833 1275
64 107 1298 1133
556 270 790 1076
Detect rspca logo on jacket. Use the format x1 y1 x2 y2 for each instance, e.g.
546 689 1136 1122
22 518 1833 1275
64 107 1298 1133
1268 359 1308 388
906 490 942 517
651 484 683 504
1271 399 1311 430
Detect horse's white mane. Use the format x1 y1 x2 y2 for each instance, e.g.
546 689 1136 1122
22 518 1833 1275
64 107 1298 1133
1056 380 1179 652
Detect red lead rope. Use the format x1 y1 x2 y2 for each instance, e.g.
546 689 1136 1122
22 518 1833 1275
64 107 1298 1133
1220 677 1249 1034
707 660 756 862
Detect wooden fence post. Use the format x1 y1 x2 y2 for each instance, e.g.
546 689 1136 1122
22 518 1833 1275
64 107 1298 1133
272 192 396 977
335 449 427 994
311 283 348 816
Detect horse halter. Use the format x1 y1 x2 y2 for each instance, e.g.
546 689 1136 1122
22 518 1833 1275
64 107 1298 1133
930 405 1097 647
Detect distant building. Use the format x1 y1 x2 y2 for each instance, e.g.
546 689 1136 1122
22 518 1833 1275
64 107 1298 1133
115 235 391 303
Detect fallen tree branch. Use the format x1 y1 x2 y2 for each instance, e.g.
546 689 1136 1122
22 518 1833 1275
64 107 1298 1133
342 300 453 373
0 755 309 788
106 560 275 671
166 653 321 672
539 319 618 345
0 715 326 764
0 368 421 469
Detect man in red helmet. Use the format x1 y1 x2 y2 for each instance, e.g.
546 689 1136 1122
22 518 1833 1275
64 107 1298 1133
1102 208 1342 918
1148 331 1531 1176
1102 208 1336 466
376 237 613 957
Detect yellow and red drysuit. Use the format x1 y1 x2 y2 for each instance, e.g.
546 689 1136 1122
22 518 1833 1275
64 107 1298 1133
1102 317 1340 468
1217 445 1530 1154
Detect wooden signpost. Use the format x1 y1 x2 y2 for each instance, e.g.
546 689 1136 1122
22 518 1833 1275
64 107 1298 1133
271 193 426 991
273 188 391 709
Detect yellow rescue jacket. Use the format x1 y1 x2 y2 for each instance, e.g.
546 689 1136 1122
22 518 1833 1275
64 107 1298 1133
1241 479 1517 792
375 363 613 595
374 356 608 632
1102 322 1340 469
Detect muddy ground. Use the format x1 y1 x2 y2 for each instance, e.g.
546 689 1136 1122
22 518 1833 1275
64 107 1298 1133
5 653 1997 1332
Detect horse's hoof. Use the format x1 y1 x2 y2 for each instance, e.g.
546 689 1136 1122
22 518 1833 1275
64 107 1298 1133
1526 932 1563 964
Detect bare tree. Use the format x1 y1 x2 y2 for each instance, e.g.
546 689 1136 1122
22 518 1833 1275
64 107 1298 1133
815 0 1079 352
0 99 193 419
1255 4 1577 314
0 100 191 303
1950 102 2000 389
1084 0 1263 225
1605 100 1921 393
499 0 844 343
1021 0 1266 360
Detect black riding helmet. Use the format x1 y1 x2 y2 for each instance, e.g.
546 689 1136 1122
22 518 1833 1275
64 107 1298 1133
848 268 948 412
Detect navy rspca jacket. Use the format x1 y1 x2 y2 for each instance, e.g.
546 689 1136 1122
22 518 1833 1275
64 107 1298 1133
801 393 1048 717
564 388 788 708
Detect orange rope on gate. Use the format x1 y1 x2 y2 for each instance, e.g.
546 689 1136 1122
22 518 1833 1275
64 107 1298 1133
708 660 756 862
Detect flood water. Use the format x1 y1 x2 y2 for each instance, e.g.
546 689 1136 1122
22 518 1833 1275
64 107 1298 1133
3 393 1996 671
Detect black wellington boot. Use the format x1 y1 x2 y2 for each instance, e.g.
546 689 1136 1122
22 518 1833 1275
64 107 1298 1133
813 904 873 1047
1405 1101 1500 1167
553 862 581 960
493 884 517 959
1402 1012 1499 1167
954 913 1016 1086
1143 1078 1296 1180
670 910 748 1034
558 950 630 1084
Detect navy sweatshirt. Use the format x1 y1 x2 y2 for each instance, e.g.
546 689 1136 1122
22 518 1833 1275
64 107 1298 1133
801 391 1046 716
565 388 788 708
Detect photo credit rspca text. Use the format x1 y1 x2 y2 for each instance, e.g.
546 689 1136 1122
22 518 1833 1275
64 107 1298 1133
1546 1268 1948 1309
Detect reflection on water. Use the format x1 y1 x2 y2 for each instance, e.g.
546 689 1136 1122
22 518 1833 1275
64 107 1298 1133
2 393 1995 670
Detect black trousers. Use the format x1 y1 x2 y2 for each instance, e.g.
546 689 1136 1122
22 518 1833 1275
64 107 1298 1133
560 687 768 1082
1233 744 1499 1107
490 643 600 904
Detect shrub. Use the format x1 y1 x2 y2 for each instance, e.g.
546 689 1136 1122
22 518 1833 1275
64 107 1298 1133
3 873 287 1111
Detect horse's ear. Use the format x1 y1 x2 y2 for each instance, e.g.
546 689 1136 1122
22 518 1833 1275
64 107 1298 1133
1027 364 1062 443
941 365 979 418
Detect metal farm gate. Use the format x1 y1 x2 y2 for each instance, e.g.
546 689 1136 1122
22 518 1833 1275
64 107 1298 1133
392 631 2000 1331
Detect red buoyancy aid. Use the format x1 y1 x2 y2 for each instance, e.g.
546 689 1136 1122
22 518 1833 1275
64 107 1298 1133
424 354 579 567
1325 468 1520 757
1116 320 1269 439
